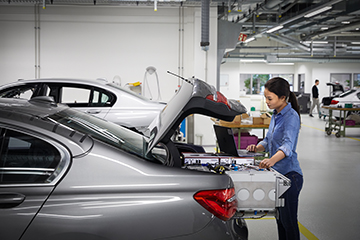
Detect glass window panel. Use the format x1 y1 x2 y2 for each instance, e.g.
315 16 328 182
353 73 360 87
330 73 351 90
61 87 90 104
0 129 61 184
240 74 293 94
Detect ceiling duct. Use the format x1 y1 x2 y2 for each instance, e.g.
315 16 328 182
200 0 210 48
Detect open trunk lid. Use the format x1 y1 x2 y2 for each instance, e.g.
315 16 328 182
146 77 246 154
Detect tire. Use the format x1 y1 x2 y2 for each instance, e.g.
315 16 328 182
326 130 332 136
229 218 249 240
335 132 341 138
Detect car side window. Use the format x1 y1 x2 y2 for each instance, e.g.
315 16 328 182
0 128 61 184
0 84 38 100
91 90 112 106
44 84 115 108
61 87 91 106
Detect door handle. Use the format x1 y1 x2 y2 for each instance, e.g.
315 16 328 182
86 110 101 114
0 193 26 208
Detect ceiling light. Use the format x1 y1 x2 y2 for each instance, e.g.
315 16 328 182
244 37 255 43
351 42 360 44
321 27 328 30
267 63 295 65
266 25 284 33
304 6 332 18
302 41 328 44
341 21 350 24
240 59 266 63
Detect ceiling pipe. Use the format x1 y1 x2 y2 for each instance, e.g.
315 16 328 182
225 56 360 63
267 33 309 51
306 21 360 40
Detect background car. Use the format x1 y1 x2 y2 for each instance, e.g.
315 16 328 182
0 78 166 133
327 87 360 118
320 82 345 119
0 78 248 240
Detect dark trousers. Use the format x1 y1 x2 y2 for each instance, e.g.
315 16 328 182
276 172 303 240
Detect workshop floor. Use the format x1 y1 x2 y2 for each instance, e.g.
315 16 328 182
242 113 360 240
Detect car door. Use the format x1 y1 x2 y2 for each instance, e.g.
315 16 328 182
42 83 114 119
0 127 70 240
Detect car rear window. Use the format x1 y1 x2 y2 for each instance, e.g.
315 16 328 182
339 89 356 98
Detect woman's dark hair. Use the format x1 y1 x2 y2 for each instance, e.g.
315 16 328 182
265 77 300 118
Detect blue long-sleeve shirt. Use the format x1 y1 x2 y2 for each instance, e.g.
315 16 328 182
258 103 303 176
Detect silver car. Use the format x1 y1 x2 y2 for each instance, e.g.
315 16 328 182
0 78 166 133
0 78 248 240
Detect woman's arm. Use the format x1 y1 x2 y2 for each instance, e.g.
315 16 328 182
259 150 285 169
246 144 265 152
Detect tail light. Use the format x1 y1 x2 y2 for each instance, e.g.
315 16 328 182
206 92 230 109
194 188 237 221
331 100 339 105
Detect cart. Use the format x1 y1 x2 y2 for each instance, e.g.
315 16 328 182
322 106 360 137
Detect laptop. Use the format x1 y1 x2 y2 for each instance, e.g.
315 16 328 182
213 125 264 157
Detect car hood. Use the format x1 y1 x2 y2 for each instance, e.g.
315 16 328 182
146 77 247 154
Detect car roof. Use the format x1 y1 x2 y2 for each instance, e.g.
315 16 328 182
4 78 165 103
17 77 109 85
0 97 93 156
0 96 68 117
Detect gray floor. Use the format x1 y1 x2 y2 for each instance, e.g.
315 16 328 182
243 113 360 240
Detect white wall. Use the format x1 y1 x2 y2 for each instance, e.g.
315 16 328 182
0 5 219 103
1 5 360 147
0 4 220 146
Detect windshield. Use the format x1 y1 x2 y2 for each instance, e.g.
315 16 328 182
48 108 149 158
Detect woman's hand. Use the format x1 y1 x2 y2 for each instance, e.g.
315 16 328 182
259 158 276 169
246 144 257 152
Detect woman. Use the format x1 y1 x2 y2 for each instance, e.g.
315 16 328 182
247 77 303 240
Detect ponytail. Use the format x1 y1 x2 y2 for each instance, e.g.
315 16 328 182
289 91 301 119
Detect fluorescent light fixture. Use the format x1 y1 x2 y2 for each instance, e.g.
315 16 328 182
351 42 360 44
321 27 329 30
341 21 350 24
304 6 332 18
244 37 256 43
302 41 328 44
266 25 284 33
240 59 266 63
267 63 295 65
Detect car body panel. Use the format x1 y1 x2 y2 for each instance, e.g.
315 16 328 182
0 187 54 240
0 95 242 240
0 78 166 132
21 142 234 240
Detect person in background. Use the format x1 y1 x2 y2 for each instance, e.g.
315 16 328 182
247 77 303 240
309 79 320 117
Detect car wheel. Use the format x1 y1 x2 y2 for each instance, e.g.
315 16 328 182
229 218 248 240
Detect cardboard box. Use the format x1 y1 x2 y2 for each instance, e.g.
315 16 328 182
252 117 263 125
261 113 271 125
263 118 271 125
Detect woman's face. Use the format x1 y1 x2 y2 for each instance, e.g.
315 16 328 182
264 88 286 112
